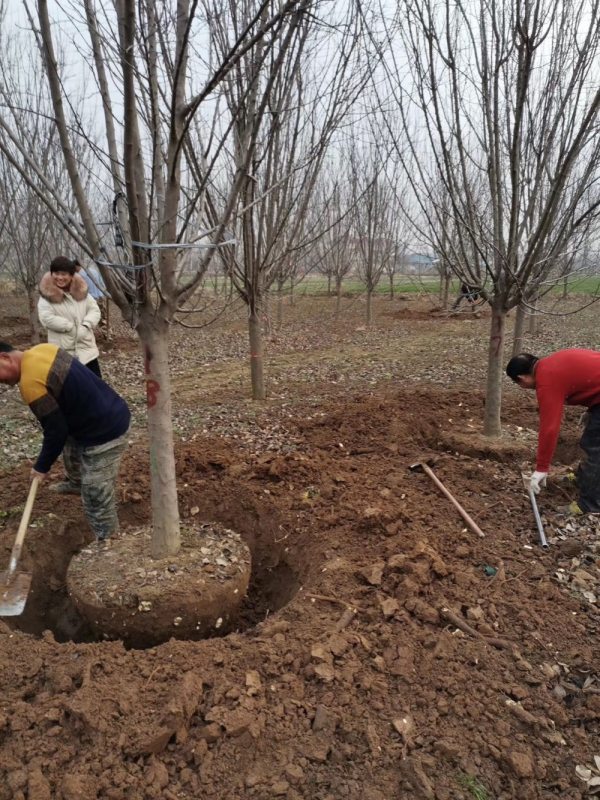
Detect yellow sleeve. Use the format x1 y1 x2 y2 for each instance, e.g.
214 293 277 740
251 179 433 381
19 344 60 405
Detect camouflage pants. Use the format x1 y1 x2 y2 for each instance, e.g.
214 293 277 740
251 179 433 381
63 431 129 540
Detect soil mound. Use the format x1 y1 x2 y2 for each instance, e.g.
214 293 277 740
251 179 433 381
67 524 251 647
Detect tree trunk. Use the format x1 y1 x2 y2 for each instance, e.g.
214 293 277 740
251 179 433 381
335 278 342 318
389 274 394 299
27 288 41 344
138 321 181 558
277 281 284 327
327 274 331 295
289 278 295 307
512 303 527 356
366 288 373 327
483 306 506 437
527 298 539 335
442 273 451 310
249 308 266 400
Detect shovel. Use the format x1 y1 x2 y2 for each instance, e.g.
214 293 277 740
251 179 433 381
0 476 40 616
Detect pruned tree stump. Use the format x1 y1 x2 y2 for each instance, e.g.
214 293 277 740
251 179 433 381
67 523 251 647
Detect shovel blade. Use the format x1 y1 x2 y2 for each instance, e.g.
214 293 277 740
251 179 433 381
0 571 32 616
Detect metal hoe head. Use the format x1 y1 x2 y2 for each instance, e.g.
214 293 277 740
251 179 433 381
409 458 436 472
0 570 32 616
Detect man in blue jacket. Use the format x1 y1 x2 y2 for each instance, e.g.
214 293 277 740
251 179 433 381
0 341 130 541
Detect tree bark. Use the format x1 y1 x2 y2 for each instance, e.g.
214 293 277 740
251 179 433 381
83 0 130 246
37 0 112 296
138 321 181 558
483 306 506 437
527 299 539 335
512 303 527 356
104 299 111 340
389 274 394 299
249 308 266 400
276 281 284 327
366 288 373 327
442 273 451 310
335 277 342 318
27 288 41 344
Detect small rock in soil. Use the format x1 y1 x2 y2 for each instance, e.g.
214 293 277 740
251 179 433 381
360 561 385 586
284 764 305 785
314 663 335 682
506 749 535 779
61 773 97 800
27 769 51 800
245 670 262 695
380 597 400 618
312 705 336 732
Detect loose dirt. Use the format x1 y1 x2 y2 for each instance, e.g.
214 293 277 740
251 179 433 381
0 292 599 799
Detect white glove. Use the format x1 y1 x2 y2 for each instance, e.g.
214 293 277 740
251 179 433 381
529 471 547 494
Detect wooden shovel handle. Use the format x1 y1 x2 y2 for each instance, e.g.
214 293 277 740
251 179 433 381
420 464 485 539
7 477 40 577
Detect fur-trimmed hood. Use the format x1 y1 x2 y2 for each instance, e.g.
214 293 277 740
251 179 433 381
39 271 89 303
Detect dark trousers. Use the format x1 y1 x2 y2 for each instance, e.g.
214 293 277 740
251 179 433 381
577 406 600 512
85 358 102 379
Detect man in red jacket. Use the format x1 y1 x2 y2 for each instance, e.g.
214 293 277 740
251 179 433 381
506 349 600 514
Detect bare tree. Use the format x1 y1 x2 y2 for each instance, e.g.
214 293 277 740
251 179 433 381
0 33 75 340
350 144 395 326
376 0 600 435
313 172 354 315
383 223 409 300
0 0 327 557
0 163 67 342
215 1 374 399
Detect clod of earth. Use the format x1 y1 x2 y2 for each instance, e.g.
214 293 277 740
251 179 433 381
66 522 251 647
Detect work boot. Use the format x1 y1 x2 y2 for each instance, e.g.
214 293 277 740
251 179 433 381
558 501 583 516
557 472 577 485
95 538 112 549
49 480 81 495
555 501 600 516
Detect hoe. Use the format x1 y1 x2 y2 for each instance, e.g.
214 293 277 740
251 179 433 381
409 460 485 539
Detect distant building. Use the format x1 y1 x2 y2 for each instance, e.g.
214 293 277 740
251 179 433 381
403 253 437 274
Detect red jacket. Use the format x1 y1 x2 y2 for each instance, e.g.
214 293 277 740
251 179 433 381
535 349 600 471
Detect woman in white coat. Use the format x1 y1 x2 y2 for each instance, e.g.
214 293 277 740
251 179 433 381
38 256 104 494
38 256 102 378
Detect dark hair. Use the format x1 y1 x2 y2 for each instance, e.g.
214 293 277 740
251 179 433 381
0 342 15 353
506 353 539 382
50 256 77 275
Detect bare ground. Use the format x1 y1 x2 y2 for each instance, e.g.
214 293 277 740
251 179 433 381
0 290 599 800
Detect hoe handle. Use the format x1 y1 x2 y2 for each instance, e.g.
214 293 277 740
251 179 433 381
7 477 40 577
527 486 549 549
420 463 486 539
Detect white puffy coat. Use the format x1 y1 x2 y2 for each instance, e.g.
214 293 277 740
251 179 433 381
38 272 101 365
